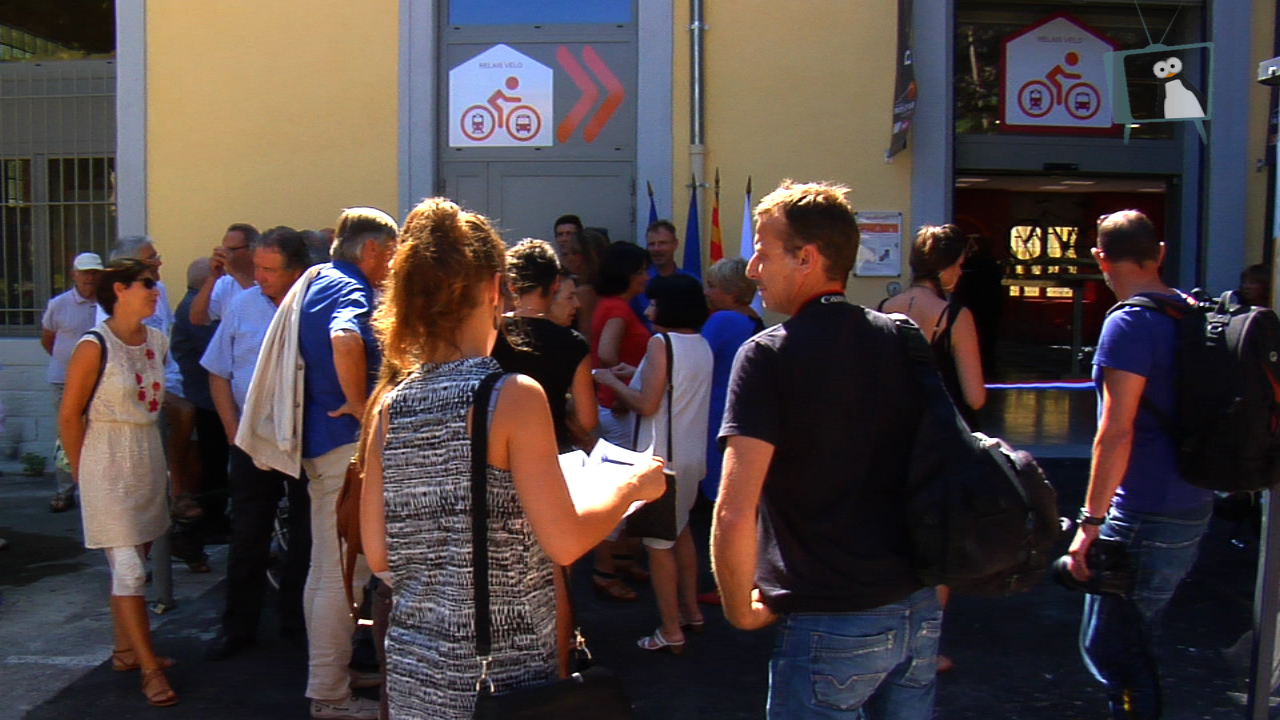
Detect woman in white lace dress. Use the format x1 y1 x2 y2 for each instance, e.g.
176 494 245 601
58 258 177 708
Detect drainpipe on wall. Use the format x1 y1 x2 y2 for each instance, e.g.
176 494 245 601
689 0 706 217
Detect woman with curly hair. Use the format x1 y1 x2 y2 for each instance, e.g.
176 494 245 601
358 198 665 719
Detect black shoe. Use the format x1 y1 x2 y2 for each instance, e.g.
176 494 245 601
205 632 254 662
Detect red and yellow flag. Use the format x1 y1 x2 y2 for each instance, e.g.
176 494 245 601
710 168 724 263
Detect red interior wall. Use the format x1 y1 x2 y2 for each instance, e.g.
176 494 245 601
954 186 1167 349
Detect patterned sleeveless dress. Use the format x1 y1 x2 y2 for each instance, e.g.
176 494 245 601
381 356 556 719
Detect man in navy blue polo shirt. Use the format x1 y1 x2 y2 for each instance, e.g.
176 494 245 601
1065 210 1212 720
713 181 935 718
297 207 398 720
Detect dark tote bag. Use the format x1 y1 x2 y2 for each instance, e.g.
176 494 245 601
625 333 679 542
469 372 634 720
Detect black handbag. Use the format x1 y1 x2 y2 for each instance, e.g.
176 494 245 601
469 371 634 720
625 333 679 542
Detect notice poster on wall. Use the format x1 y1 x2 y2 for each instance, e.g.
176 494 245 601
854 212 903 277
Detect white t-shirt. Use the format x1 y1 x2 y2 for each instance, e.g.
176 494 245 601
42 288 98 384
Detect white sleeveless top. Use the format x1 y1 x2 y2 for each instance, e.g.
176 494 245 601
634 332 713 489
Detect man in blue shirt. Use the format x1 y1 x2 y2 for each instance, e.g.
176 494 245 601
297 208 398 720
201 227 313 663
630 219 697 324
1066 210 1213 720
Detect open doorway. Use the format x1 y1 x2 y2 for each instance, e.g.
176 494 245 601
953 174 1169 381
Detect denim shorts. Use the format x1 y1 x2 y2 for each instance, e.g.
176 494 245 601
767 587 942 720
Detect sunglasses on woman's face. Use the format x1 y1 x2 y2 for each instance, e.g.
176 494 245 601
133 278 157 290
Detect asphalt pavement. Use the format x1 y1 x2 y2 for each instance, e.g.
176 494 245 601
1 457 1270 719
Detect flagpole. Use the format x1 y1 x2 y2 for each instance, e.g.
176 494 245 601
740 176 762 314
683 173 703 279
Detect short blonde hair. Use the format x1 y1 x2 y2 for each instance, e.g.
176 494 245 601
706 257 757 307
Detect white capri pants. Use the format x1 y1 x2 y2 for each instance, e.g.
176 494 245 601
104 546 148 596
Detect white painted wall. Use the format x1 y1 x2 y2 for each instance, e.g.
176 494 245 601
0 339 59 462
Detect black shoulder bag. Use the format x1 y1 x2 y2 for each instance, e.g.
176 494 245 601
470 371 634 720
625 333 678 542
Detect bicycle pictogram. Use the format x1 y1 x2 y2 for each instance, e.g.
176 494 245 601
460 75 543 143
1015 51 1101 121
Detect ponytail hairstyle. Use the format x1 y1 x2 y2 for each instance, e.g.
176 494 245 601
359 199 507 467
507 239 562 298
372 197 507 372
909 224 968 296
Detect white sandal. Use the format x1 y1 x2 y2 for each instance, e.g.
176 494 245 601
636 628 684 654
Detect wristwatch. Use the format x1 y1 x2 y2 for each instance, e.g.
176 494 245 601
1077 508 1106 527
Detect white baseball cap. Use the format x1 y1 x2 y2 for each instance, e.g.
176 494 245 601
73 252 104 271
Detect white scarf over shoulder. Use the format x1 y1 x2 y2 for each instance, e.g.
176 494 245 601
235 265 323 478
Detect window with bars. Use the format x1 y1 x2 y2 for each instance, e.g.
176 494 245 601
0 59 116 335
0 157 115 330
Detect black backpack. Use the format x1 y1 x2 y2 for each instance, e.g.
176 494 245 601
1110 290 1280 492
892 314 1065 596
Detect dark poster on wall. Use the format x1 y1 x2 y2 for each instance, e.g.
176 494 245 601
887 0 916 158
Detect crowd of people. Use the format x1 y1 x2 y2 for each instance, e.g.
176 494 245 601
35 180 1274 719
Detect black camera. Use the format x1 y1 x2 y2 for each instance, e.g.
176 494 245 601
1052 538 1135 599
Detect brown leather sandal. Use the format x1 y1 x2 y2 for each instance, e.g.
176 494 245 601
111 650 176 672
141 668 178 707
591 569 637 602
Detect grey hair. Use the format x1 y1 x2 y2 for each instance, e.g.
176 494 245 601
330 207 399 264
110 235 154 260
706 257 758 306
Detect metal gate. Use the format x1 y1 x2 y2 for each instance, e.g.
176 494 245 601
0 59 116 334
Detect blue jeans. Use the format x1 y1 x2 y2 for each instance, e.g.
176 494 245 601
767 587 942 719
1079 503 1211 720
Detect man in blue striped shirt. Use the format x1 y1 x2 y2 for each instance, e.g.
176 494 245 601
201 227 313 663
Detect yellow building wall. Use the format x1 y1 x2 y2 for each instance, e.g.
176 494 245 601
145 0 399 300
672 0 910 312
674 1 1277 311
1247 0 1277 265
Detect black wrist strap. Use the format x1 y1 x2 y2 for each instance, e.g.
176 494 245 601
1077 507 1106 526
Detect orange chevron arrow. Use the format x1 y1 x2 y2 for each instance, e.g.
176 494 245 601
580 46 623 143
556 46 597 144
